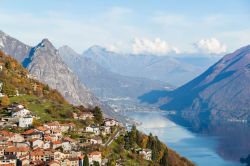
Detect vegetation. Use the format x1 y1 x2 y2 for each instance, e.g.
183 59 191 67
0 50 195 166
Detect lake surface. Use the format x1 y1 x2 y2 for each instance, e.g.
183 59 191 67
126 112 247 166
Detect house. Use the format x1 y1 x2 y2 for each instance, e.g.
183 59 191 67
44 150 55 161
60 123 75 132
48 160 60 166
35 126 50 134
51 129 62 139
0 131 24 143
88 151 102 165
12 108 31 118
4 146 29 158
52 140 62 149
30 149 45 161
22 129 42 140
104 118 119 127
18 116 33 128
54 151 65 161
101 126 111 135
0 146 5 157
0 155 17 166
44 121 60 130
62 141 72 152
139 149 152 161
30 139 44 149
89 136 102 145
86 126 100 135
78 112 94 120
20 157 30 166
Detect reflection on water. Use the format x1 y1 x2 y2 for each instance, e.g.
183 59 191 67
126 112 247 166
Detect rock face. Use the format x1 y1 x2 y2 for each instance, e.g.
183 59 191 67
23 39 100 107
59 46 169 100
0 30 31 62
0 31 118 118
142 45 250 124
83 46 210 86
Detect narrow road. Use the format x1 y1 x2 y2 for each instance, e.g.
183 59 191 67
103 129 120 147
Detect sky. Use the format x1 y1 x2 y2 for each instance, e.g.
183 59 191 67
0 0 249 55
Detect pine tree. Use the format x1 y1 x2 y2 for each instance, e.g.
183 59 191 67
93 106 103 125
83 154 89 166
160 149 169 166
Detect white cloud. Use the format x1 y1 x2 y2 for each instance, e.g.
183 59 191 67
194 38 227 54
132 38 180 55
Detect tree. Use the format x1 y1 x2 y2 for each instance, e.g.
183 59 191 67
1 95 10 107
160 149 169 166
83 154 89 166
129 125 137 147
93 106 103 125
93 161 100 166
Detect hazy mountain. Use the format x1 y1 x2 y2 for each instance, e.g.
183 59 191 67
58 46 169 100
82 46 216 86
0 31 119 119
140 45 250 124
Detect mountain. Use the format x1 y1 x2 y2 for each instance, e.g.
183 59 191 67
0 31 119 119
82 46 216 86
0 30 31 62
140 45 250 125
59 46 170 100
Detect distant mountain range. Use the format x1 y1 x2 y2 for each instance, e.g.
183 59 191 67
59 46 169 100
83 46 219 86
0 30 119 119
140 45 250 125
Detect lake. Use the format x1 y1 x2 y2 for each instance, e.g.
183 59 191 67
126 111 248 166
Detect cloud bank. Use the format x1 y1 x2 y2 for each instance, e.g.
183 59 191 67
194 38 227 54
132 38 180 55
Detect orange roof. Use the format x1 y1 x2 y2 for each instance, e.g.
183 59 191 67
0 130 15 137
89 151 101 156
44 136 52 141
36 126 48 132
52 140 61 145
63 137 75 142
5 146 29 152
30 150 44 156
22 129 35 135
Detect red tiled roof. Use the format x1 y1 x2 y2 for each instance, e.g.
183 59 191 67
52 140 61 145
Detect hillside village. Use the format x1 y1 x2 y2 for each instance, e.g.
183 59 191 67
0 51 194 166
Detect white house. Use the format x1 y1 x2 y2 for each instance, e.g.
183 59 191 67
30 139 44 149
89 151 102 165
62 141 72 152
104 118 119 127
86 126 100 135
89 136 102 145
12 108 31 118
19 116 33 128
78 112 94 120
139 149 152 161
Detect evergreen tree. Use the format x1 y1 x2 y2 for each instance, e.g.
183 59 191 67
93 106 103 125
83 154 89 166
160 149 169 166
93 161 100 166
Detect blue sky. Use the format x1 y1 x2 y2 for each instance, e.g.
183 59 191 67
0 0 249 55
